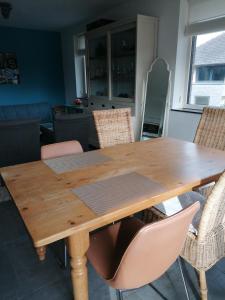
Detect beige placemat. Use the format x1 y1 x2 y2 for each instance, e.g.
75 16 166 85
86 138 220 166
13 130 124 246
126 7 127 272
72 172 165 215
44 151 111 174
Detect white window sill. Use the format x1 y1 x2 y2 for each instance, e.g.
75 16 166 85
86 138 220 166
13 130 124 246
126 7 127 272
171 108 202 114
192 82 225 85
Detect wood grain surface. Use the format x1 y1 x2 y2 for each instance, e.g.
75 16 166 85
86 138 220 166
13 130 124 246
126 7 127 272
1 137 225 248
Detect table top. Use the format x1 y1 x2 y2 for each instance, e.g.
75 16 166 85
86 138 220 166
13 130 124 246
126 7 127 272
1 137 225 247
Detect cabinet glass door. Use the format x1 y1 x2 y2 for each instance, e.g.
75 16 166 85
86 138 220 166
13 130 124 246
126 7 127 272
88 35 108 98
111 27 136 101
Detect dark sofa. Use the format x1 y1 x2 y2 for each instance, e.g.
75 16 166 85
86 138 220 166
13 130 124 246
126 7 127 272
0 102 55 145
0 102 52 167
0 119 40 167
0 102 52 125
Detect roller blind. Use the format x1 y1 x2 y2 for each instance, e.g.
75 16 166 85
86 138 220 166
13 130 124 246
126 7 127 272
185 16 225 36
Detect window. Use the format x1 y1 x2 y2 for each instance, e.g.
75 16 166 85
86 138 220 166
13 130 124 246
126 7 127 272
196 65 225 82
187 30 225 108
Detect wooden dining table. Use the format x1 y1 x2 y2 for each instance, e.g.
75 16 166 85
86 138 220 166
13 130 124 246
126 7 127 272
1 137 225 300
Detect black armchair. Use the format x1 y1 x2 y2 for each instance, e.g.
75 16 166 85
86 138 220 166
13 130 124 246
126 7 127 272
0 119 40 167
54 114 90 151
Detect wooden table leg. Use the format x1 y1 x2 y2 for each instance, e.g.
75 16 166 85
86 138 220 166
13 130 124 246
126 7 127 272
199 270 208 300
36 246 46 261
68 231 90 300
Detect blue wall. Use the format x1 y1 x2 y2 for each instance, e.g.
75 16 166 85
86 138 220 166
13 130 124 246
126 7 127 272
0 27 65 106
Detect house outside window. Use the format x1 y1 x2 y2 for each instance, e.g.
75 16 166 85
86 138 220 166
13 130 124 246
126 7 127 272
187 31 225 108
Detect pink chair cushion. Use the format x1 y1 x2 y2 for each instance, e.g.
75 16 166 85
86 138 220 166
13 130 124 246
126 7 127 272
41 140 83 160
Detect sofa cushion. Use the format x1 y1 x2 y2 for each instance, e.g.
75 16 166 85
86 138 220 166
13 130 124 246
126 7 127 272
0 102 52 123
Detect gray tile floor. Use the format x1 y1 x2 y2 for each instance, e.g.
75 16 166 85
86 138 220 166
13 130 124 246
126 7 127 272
1 200 225 300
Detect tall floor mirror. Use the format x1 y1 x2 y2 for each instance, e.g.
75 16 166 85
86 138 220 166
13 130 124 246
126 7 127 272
140 58 170 140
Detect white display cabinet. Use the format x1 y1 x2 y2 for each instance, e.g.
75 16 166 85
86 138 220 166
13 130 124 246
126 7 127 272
86 14 158 139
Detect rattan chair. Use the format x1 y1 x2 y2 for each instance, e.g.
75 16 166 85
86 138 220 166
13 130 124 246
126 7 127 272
92 108 134 148
194 106 225 150
193 107 225 197
145 106 225 217
181 172 225 300
145 171 225 300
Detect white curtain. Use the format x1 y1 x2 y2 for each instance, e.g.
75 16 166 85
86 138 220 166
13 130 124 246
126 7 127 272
185 16 225 36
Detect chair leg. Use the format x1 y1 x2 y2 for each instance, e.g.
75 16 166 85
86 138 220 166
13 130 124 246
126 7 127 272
0 175 5 187
117 290 123 300
64 243 68 268
199 270 208 300
50 240 68 269
177 257 190 300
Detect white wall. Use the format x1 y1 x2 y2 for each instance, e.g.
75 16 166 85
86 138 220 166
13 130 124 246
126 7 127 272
167 110 201 141
165 0 203 142
61 27 78 103
172 0 190 109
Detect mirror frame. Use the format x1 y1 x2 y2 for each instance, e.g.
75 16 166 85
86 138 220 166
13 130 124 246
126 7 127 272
140 57 171 140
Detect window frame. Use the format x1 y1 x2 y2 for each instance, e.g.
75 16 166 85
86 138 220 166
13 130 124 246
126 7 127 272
184 36 206 110
184 31 225 110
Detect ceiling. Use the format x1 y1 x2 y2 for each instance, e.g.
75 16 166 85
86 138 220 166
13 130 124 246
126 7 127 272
0 0 128 31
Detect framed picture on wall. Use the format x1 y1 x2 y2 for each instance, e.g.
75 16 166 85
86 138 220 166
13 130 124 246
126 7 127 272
0 52 20 84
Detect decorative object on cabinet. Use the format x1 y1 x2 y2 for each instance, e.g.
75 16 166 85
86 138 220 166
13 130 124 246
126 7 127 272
140 58 171 140
86 15 158 140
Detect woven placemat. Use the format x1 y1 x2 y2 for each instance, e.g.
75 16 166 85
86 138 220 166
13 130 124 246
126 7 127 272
72 172 165 215
44 151 111 174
